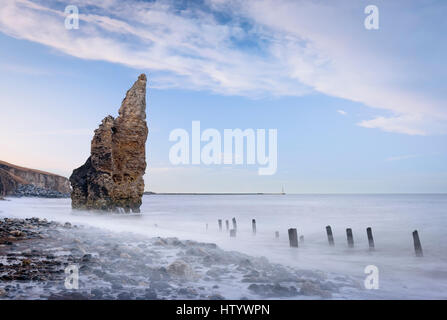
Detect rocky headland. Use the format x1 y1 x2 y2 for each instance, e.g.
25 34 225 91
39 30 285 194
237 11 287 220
0 160 70 198
70 74 148 213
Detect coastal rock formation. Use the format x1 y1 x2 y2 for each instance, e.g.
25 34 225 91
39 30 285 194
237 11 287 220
0 168 18 197
69 74 148 212
0 160 70 197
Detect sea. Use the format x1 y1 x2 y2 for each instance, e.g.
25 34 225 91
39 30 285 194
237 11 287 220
1 194 447 299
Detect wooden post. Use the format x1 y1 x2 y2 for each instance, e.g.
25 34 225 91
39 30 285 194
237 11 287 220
225 220 229 232
326 226 334 246
206 223 208 231
275 231 279 239
218 219 222 232
230 229 236 238
346 228 354 248
299 235 304 242
288 228 298 248
252 219 256 235
232 217 237 231
413 230 423 257
366 227 375 250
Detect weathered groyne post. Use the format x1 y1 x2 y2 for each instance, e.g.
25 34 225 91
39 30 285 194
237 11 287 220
288 228 298 248
252 219 257 235
326 225 335 246
366 227 375 250
218 219 222 232
275 231 279 239
225 220 229 232
230 229 236 237
346 228 354 248
232 217 237 231
413 230 423 257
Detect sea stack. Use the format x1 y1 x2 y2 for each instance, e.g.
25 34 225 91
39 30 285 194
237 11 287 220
70 74 148 213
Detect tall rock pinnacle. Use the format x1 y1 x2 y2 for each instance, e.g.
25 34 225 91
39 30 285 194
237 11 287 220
70 74 148 213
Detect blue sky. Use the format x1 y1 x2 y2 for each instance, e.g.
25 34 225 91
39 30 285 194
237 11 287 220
0 0 446 193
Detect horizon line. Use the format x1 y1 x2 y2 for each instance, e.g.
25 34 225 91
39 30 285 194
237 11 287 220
144 192 447 195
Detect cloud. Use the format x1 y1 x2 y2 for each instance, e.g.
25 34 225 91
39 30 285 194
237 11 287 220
24 128 94 136
386 154 419 162
0 0 307 97
0 0 446 135
358 115 428 136
0 63 51 76
337 110 347 116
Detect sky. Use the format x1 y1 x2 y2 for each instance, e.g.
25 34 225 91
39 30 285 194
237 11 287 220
0 0 446 193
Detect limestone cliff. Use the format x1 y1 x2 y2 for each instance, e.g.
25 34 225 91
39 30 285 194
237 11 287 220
69 74 148 212
0 160 71 196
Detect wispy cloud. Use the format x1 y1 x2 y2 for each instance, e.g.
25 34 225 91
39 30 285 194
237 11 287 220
26 129 94 136
358 115 428 136
386 154 419 162
0 63 51 76
0 0 446 135
337 110 347 116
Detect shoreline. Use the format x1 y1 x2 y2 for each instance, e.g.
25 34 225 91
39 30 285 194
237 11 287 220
0 216 358 300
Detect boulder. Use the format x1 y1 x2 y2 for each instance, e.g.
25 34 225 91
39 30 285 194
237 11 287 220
13 184 70 198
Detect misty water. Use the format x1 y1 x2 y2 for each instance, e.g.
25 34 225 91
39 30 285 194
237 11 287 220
1 194 447 299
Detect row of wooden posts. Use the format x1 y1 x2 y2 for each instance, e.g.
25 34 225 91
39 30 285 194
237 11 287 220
209 218 424 257
213 218 240 237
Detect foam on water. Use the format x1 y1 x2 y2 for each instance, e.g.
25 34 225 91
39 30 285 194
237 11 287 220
1 194 447 299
